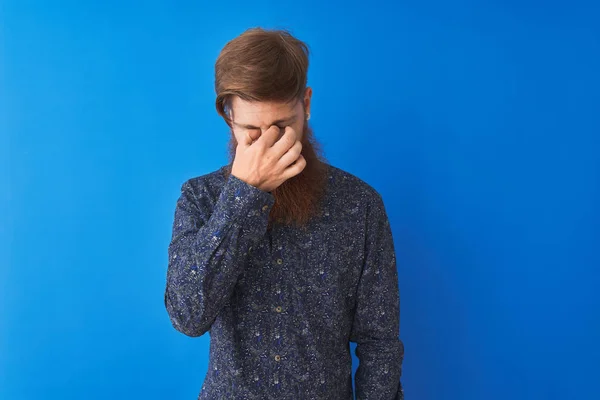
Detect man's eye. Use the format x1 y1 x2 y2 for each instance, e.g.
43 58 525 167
247 126 285 132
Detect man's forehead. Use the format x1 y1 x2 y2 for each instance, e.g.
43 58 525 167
230 97 298 126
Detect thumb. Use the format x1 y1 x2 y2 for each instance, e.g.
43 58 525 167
247 129 261 144
239 131 253 147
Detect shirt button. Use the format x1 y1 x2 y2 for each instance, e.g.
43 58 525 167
262 205 269 211
275 306 282 313
274 355 281 362
276 258 283 265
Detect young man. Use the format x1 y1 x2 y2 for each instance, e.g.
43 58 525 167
164 27 404 399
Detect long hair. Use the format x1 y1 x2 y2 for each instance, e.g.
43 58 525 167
215 27 328 229
215 27 310 124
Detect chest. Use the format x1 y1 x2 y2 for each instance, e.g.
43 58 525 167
232 209 367 329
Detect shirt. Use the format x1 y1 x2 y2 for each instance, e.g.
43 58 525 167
164 162 404 399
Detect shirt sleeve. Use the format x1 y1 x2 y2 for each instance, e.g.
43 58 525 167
164 173 275 337
349 192 405 399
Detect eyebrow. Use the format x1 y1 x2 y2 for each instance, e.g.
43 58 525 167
232 115 297 130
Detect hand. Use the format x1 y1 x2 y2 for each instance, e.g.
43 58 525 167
231 125 306 192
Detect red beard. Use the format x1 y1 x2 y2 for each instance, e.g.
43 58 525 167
223 124 329 229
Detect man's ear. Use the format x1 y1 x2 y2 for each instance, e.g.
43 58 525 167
303 87 313 116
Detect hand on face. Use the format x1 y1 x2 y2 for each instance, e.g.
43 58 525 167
247 128 261 144
231 124 306 192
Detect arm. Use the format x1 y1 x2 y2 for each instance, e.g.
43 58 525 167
164 173 274 337
350 192 404 400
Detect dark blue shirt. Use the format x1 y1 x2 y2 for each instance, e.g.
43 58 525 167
164 163 404 399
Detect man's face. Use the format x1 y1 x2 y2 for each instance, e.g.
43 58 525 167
223 87 326 228
229 88 311 145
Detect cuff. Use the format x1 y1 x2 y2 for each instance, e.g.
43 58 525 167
212 173 275 231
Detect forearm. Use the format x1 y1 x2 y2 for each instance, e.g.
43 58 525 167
165 174 274 337
354 338 404 399
351 191 404 399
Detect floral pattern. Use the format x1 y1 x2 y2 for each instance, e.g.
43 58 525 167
164 163 404 399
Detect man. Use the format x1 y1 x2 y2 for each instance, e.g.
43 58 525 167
164 27 404 399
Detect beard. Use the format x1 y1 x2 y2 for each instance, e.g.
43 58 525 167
222 123 329 230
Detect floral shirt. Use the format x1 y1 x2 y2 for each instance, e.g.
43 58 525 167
164 163 404 399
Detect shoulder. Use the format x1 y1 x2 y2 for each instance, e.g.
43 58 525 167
175 165 230 213
326 163 384 207
325 164 392 240
179 164 229 197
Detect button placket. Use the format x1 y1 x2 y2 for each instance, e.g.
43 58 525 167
272 234 286 367
273 282 284 354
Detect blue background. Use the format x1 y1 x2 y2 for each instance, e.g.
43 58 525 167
2 1 599 399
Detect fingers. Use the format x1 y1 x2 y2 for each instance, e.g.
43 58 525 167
257 125 283 148
248 129 261 144
277 139 302 168
239 129 261 147
270 126 296 154
240 131 253 147
281 154 306 180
